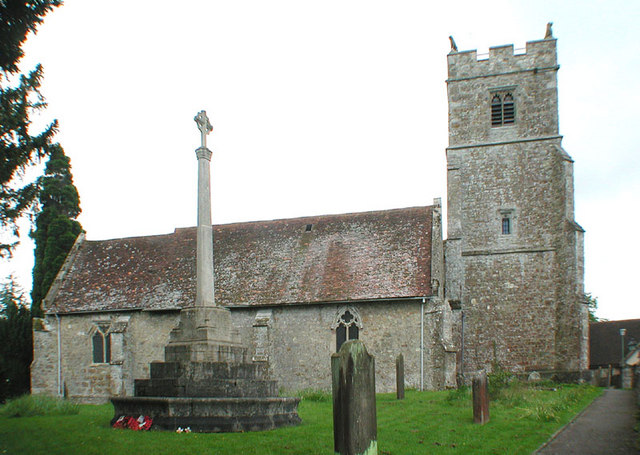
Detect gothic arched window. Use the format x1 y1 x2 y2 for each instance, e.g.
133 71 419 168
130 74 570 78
491 94 503 126
333 307 363 352
503 94 515 124
92 328 111 364
491 92 516 127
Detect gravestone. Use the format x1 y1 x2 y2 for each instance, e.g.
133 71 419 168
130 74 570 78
396 353 405 400
472 371 490 424
332 340 377 455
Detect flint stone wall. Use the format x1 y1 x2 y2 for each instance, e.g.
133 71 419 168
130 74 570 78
31 300 451 403
32 311 179 403
231 300 449 393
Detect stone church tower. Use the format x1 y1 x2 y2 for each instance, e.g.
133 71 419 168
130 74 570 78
445 30 588 377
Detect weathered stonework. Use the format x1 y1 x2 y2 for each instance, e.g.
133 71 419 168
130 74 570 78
445 35 587 377
30 32 587 404
32 311 179 402
232 299 451 394
33 299 454 401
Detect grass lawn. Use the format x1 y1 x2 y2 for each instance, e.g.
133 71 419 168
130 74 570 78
0 384 601 455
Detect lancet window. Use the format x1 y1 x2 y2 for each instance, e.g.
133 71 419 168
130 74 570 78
91 326 111 364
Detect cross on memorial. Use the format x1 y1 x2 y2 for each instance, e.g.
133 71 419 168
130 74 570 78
194 110 213 149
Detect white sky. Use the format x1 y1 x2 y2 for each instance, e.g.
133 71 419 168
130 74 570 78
2 0 638 321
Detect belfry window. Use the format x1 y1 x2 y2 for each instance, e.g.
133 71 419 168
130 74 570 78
503 94 515 124
491 95 503 126
92 328 111 363
334 308 362 352
491 92 515 127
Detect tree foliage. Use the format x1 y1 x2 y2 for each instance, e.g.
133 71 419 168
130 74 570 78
30 144 81 317
0 0 62 74
0 278 32 403
0 0 63 256
584 292 601 323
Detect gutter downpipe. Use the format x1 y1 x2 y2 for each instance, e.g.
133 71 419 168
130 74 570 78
420 297 425 391
55 312 62 397
461 310 465 382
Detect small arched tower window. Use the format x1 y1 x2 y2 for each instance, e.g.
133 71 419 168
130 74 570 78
491 91 516 127
92 327 111 364
332 307 363 352
491 94 503 126
500 209 515 235
503 94 515 124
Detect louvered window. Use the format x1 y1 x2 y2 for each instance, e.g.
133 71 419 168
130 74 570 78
491 92 515 127
491 95 503 126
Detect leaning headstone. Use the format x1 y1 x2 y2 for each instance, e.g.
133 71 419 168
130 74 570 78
472 371 490 424
396 353 405 400
332 340 377 455
527 371 542 382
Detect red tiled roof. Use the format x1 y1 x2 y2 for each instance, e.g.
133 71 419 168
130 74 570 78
48 206 434 314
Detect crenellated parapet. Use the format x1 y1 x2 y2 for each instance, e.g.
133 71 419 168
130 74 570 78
447 36 560 147
447 39 557 81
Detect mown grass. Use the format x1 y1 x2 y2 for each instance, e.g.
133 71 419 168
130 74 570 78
0 394 79 417
0 384 601 455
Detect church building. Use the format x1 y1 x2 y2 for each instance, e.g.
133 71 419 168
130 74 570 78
31 30 588 403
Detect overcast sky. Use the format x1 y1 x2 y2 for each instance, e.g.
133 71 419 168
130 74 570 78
2 0 638 321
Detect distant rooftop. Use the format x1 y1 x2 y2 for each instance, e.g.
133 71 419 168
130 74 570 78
589 319 640 368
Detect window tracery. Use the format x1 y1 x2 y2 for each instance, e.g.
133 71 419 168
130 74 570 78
491 92 515 126
332 307 362 352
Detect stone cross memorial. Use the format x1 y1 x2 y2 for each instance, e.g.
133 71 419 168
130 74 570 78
194 110 215 308
110 111 300 432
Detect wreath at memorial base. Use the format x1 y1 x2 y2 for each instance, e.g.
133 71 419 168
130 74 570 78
112 415 153 431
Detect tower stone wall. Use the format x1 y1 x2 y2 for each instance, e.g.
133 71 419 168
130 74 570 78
445 36 588 376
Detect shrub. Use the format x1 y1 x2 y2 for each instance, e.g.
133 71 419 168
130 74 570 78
488 366 516 400
0 394 79 417
497 381 531 407
445 385 469 404
295 389 331 402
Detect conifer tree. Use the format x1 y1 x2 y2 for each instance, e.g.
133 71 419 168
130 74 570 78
0 0 63 256
30 144 82 317
0 278 32 402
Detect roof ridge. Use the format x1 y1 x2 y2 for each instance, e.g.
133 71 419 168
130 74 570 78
85 205 435 241
211 205 434 229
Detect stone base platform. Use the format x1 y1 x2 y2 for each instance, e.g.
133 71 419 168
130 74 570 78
134 361 279 398
111 396 301 432
110 304 301 432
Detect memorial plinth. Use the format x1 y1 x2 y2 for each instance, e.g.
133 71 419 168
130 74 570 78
111 111 300 432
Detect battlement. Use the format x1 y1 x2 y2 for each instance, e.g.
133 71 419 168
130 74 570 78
448 38 557 81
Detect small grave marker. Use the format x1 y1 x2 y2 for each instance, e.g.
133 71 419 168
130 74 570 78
396 353 405 400
472 371 490 424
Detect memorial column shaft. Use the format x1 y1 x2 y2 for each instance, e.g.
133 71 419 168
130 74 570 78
196 147 215 307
